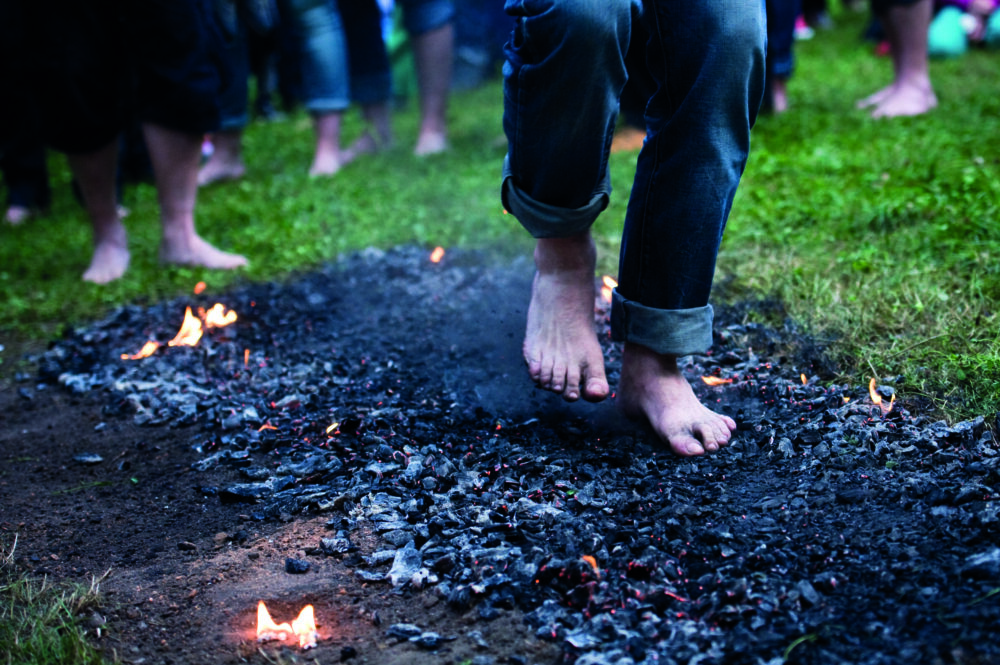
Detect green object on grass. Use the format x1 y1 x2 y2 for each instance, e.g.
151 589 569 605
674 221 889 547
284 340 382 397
928 6 968 58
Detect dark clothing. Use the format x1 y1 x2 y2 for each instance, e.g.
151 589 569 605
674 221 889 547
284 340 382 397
14 0 225 154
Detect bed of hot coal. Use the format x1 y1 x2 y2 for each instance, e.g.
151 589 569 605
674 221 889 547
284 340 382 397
36 247 1000 665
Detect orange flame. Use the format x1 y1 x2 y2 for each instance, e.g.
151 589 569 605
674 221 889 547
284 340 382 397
600 276 617 304
167 307 204 347
581 555 601 579
801 373 808 385
256 601 292 642
121 340 160 360
430 246 445 263
202 303 237 328
701 376 733 386
291 605 317 649
868 378 896 414
244 348 250 367
193 281 207 295
256 602 316 649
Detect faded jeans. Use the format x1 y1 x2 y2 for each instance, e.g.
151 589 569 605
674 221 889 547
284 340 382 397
284 0 350 113
501 0 765 356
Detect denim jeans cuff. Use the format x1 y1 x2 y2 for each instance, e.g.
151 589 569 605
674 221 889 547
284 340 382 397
501 157 609 239
305 99 351 114
610 290 714 356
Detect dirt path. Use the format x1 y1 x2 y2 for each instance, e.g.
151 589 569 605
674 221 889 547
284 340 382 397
0 384 558 665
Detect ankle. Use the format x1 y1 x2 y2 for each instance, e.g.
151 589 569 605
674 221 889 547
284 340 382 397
534 233 597 274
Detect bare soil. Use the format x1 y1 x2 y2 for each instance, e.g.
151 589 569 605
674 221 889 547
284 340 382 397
0 383 559 665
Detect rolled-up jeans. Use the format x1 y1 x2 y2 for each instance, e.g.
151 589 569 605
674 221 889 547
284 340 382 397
284 0 350 114
502 0 765 357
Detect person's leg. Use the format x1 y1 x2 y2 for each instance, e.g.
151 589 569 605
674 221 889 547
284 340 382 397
765 0 800 113
198 6 251 185
67 140 131 284
143 122 248 270
503 0 634 402
284 0 353 175
612 0 765 455
400 0 455 154
856 0 936 117
342 0 395 157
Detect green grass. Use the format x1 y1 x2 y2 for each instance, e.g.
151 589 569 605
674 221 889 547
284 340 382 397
0 537 109 665
2 8 998 421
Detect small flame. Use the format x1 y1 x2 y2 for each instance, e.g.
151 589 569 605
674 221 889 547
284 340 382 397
801 373 808 385
430 246 445 263
600 276 617 304
202 303 237 328
120 340 161 360
581 555 601 578
868 378 896 414
701 376 733 386
193 281 207 295
326 422 339 434
168 307 204 347
256 602 316 650
868 378 881 406
291 605 317 649
244 348 250 367
256 601 292 642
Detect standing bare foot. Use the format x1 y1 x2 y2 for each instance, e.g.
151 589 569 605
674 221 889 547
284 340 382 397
868 80 937 118
160 231 248 270
524 233 609 402
856 83 895 110
197 130 246 186
309 150 345 177
617 343 736 456
414 131 448 156
83 219 130 284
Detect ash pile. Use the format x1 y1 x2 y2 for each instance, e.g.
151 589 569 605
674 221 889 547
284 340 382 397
38 247 1000 665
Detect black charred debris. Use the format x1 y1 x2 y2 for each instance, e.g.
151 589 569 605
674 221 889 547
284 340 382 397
34 247 1000 665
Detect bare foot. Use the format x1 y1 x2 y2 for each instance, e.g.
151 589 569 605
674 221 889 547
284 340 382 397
524 234 609 402
610 126 645 153
309 152 344 177
869 81 937 118
856 83 896 109
617 343 737 456
160 233 248 270
414 131 448 156
83 220 130 284
344 130 394 162
197 158 246 186
4 206 31 225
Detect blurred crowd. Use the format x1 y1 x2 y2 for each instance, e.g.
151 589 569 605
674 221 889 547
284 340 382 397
1 0 996 284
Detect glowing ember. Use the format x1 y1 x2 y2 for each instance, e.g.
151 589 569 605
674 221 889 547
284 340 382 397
581 555 601 578
202 303 237 328
256 602 317 650
326 422 339 434
244 348 250 367
120 340 160 360
600 275 617 304
193 281 207 294
167 307 204 347
429 246 445 263
701 376 733 386
801 373 808 385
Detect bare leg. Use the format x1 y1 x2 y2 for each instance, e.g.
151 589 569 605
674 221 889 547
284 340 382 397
309 111 349 177
771 77 789 113
617 343 737 456
197 129 246 186
4 206 31 225
856 0 937 117
141 122 248 270
67 140 130 284
524 231 609 402
345 102 394 160
411 23 453 156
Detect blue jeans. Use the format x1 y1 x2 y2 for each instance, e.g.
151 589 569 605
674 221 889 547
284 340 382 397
340 0 454 104
284 0 350 113
502 0 765 356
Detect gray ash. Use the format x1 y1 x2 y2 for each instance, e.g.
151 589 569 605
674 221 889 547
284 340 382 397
37 247 1000 665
